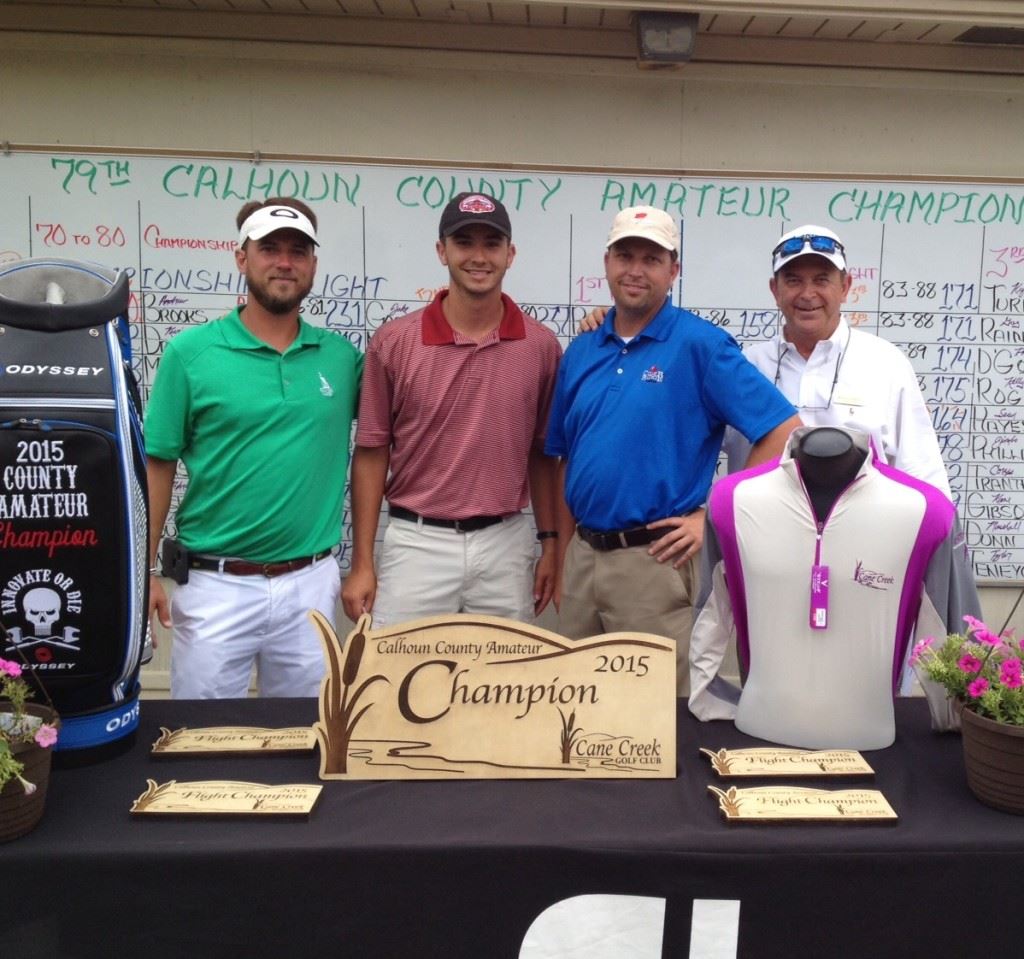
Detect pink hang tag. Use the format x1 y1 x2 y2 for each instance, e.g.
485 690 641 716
810 564 830 630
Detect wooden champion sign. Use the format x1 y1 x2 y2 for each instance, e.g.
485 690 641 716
311 612 676 780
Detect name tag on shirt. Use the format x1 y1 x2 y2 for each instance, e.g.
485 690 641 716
833 390 865 407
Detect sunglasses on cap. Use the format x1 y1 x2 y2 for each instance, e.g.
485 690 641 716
772 234 845 258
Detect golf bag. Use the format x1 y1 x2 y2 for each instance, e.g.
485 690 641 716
0 258 148 762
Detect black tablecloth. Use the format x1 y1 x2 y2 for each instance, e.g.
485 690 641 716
4 697 1018 958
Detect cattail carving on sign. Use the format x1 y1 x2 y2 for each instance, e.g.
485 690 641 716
311 611 389 776
559 708 583 764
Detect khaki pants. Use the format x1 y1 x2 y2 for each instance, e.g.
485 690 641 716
372 512 535 628
558 531 698 696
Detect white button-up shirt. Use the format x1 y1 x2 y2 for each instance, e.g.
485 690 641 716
725 317 952 500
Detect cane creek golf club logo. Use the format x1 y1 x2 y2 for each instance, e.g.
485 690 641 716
559 709 664 769
1 568 82 666
853 561 895 590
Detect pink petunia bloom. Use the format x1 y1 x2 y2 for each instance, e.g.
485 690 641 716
963 616 1001 646
999 659 1023 689
1000 669 1023 690
968 677 990 698
958 655 983 674
910 637 935 666
0 657 23 677
974 628 1001 646
34 723 58 748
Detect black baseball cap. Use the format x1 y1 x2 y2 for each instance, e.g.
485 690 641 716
438 192 511 239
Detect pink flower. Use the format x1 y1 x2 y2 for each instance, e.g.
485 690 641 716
1001 669 1024 690
999 659 1023 689
0 657 23 678
910 637 935 666
963 616 1001 646
958 655 983 674
967 677 990 698
34 723 58 748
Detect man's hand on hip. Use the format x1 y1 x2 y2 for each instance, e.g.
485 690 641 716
646 509 705 569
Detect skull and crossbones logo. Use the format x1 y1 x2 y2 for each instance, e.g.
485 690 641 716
22 587 62 637
3 580 80 652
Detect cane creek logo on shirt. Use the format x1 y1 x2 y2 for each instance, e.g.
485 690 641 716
318 372 334 397
853 561 895 590
641 365 665 384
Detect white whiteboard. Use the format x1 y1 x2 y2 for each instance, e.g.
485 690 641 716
1 150 1022 583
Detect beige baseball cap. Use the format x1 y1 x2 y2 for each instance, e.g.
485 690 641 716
606 206 679 253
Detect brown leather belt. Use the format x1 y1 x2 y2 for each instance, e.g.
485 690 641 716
189 548 334 578
390 505 509 533
576 525 660 552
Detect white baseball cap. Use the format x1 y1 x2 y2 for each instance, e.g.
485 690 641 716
238 205 318 248
606 206 679 254
772 224 845 274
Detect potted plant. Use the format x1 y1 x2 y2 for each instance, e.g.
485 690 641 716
911 616 1024 815
1 656 60 841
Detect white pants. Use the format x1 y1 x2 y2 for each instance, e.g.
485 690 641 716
169 555 340 699
371 512 535 628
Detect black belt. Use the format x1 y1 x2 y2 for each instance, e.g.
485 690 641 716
189 548 334 578
390 505 509 533
576 525 660 552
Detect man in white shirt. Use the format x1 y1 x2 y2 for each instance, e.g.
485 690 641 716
723 224 951 498
720 224 979 631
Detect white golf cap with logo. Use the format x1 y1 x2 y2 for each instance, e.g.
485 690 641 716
238 205 319 248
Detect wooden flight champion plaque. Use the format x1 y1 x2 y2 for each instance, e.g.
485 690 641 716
130 780 322 818
700 746 875 778
311 611 677 780
151 726 317 756
708 785 898 823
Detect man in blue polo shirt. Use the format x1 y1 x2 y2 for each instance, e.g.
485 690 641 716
546 206 800 692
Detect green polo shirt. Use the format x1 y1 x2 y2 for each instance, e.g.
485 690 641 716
144 307 362 562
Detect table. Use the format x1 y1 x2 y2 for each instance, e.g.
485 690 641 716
4 697 1018 958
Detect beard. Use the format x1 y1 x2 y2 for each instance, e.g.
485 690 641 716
246 275 312 315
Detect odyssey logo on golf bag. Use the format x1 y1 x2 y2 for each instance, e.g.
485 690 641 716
0 258 148 760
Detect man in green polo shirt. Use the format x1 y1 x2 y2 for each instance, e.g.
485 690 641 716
145 197 362 698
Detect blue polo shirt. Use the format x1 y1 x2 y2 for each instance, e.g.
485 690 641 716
545 299 796 531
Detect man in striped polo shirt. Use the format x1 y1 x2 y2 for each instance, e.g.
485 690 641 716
342 193 562 627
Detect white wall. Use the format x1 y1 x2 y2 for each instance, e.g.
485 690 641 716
2 35 1022 177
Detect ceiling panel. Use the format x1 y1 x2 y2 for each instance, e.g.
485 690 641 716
528 4 566 26
0 0 1021 75
740 16 794 38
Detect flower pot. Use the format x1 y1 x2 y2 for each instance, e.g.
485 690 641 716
960 703 1024 816
0 702 56 842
